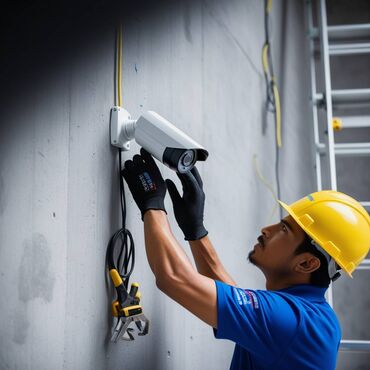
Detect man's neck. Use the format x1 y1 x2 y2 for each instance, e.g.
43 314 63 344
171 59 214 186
265 275 311 291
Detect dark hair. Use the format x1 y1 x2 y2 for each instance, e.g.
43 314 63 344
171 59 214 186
294 234 331 288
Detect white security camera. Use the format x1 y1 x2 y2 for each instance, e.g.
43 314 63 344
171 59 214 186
110 107 208 173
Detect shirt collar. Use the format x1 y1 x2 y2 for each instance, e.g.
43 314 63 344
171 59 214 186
277 284 327 302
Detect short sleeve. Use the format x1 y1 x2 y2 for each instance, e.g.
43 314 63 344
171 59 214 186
213 280 299 362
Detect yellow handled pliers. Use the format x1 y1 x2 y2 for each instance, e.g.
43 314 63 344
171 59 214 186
108 268 149 342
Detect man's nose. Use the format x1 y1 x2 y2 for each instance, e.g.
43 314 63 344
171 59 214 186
261 226 271 239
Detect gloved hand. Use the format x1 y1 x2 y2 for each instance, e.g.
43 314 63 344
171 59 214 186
165 167 208 241
122 148 167 221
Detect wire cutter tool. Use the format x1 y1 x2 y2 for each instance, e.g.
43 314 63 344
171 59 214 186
109 269 149 342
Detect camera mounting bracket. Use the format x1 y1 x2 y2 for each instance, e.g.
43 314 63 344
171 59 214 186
110 106 137 151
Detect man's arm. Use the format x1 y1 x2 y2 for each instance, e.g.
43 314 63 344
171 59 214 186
189 236 237 286
166 167 236 285
144 210 218 328
121 149 218 327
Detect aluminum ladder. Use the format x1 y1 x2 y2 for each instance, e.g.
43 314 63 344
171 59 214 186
306 0 370 352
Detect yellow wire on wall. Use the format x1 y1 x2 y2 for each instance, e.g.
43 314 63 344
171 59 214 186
252 154 278 221
261 0 282 148
117 25 123 107
262 44 269 75
272 79 282 148
257 0 282 219
266 0 273 13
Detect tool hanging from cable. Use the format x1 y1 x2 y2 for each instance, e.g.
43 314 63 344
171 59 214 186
106 24 149 342
106 240 149 341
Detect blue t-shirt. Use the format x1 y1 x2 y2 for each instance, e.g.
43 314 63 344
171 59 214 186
214 281 341 370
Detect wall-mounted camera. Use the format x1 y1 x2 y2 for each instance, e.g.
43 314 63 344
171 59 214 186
110 107 208 173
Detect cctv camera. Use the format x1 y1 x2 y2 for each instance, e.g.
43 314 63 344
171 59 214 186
110 107 208 173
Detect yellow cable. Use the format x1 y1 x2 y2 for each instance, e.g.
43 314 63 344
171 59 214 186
262 44 269 75
262 0 282 148
262 45 282 148
252 154 278 202
252 154 278 221
272 78 282 148
117 25 123 107
266 0 273 13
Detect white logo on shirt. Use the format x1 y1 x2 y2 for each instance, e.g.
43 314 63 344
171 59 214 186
233 288 252 306
233 288 259 309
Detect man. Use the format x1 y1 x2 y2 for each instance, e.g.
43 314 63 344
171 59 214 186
122 148 370 370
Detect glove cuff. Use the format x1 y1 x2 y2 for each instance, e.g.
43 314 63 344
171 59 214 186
141 199 167 221
184 226 208 241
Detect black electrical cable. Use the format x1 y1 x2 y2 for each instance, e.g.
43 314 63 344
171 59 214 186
106 148 135 290
263 2 276 113
263 0 282 218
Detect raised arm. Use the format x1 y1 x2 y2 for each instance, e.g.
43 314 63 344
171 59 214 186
143 210 217 327
189 236 236 286
166 167 236 285
121 148 217 327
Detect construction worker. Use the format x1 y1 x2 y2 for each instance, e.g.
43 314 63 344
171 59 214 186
122 148 370 370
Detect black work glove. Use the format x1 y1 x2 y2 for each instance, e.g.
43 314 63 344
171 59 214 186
122 148 167 221
165 167 208 241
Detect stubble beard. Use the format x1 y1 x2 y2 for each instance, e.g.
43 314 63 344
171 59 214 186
248 250 257 265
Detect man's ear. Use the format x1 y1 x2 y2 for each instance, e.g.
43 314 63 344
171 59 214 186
294 253 321 274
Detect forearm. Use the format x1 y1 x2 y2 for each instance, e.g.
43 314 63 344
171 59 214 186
143 210 218 328
189 236 236 286
143 210 195 286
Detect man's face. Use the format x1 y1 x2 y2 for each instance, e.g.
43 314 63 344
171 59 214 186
248 215 306 278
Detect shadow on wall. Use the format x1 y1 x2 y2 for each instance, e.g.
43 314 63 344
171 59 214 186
0 0 178 116
0 172 5 216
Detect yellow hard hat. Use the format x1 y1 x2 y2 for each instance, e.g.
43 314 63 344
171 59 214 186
278 190 370 277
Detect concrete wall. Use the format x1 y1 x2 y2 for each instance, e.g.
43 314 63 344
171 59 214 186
4 0 365 369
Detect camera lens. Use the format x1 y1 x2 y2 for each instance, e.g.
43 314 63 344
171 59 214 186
181 151 194 167
163 148 197 173
178 150 196 172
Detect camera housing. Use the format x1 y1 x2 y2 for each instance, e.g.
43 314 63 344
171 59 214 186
110 107 208 173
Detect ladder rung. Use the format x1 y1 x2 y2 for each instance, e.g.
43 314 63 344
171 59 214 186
340 340 370 351
335 143 370 156
314 90 370 106
329 43 370 55
328 24 370 40
317 142 370 156
360 201 370 209
332 89 370 105
357 259 370 270
339 116 370 128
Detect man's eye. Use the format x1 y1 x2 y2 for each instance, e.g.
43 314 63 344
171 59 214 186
282 224 288 232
